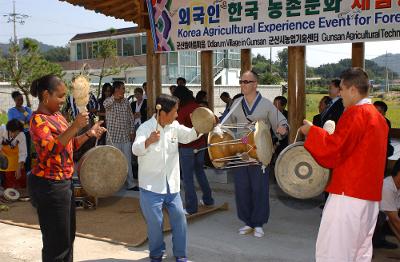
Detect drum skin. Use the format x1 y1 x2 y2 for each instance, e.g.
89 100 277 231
191 107 216 134
275 142 330 199
253 121 274 166
77 145 128 197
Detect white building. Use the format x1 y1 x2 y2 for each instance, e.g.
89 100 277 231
59 27 241 85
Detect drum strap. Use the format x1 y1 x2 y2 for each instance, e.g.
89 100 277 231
220 97 242 125
241 93 262 123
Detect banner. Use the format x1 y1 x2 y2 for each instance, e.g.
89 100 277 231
146 0 400 52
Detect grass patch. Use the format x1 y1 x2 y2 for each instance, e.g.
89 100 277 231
0 114 7 125
306 93 400 128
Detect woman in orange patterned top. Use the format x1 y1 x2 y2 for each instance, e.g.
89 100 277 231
28 75 106 262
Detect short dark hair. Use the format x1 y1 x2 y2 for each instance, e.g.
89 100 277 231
232 93 244 101
274 96 287 107
321 96 332 106
6 119 24 132
173 86 194 106
176 77 186 85
391 159 400 177
220 92 230 99
241 69 259 81
156 94 179 113
30 75 64 101
340 68 370 95
195 90 207 102
11 91 22 99
331 79 341 88
373 101 388 113
142 82 147 88
134 87 144 95
112 81 125 94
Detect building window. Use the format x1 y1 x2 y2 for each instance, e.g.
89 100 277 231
87 42 92 59
123 37 134 56
141 35 147 54
92 41 98 58
117 38 123 56
134 36 141 56
77 43 82 60
168 52 178 64
82 42 87 60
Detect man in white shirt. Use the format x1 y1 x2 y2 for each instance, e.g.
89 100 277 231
132 94 199 262
373 161 400 249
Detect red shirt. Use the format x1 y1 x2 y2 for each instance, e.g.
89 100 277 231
30 112 79 180
177 100 206 149
305 104 388 201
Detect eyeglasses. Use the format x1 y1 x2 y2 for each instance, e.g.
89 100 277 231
239 80 256 85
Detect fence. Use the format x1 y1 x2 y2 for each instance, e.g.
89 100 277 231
0 83 281 116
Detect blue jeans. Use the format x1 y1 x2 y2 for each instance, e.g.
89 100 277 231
139 187 187 258
108 142 135 188
179 148 214 214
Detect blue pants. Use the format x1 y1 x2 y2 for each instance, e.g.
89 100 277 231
109 142 135 188
179 148 214 214
139 187 187 258
234 165 270 228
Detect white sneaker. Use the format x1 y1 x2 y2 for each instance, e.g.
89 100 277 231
238 225 253 235
253 227 264 238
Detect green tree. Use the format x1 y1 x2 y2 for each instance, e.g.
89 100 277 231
0 38 64 107
89 28 130 97
251 54 282 84
276 48 288 79
42 46 70 62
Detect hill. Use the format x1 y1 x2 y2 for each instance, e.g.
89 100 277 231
372 53 400 76
0 39 59 56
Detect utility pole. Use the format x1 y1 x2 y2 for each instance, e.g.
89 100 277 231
385 51 389 93
3 0 29 70
269 47 272 73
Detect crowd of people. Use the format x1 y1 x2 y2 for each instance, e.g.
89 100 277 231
0 67 399 262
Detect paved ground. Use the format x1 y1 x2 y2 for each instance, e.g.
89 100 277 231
0 181 398 262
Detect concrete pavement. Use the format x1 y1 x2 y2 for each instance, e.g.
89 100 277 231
0 182 397 261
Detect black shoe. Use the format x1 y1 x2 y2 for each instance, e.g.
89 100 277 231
127 186 139 191
374 240 398 249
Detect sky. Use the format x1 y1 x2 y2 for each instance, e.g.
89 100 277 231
1 0 399 67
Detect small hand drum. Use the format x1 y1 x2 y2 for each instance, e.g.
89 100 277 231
275 142 330 199
77 145 128 197
191 107 216 134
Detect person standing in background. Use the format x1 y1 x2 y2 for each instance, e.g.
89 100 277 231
0 119 27 189
104 81 137 190
8 91 32 172
320 79 344 125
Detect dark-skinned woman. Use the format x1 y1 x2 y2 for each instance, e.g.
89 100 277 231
28 75 106 262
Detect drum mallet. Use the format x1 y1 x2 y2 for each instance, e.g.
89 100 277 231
155 104 162 131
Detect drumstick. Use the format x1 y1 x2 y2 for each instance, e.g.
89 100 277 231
155 104 162 132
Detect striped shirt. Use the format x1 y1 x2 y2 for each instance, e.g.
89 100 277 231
30 112 79 180
104 96 135 143
65 93 99 121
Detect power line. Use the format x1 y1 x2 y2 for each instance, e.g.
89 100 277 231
3 0 28 69
3 0 29 44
